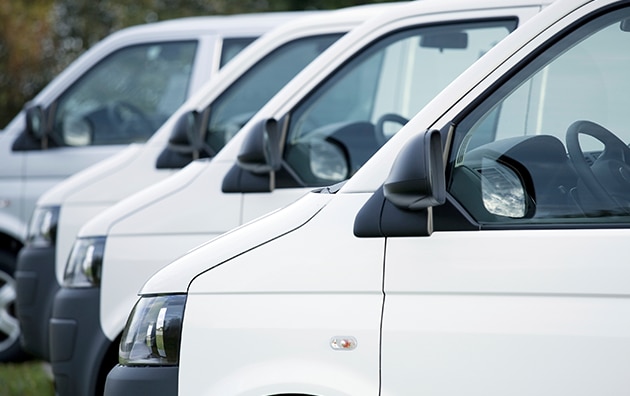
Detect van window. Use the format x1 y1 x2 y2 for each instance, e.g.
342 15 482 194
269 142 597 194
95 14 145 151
52 41 198 146
449 8 630 224
219 37 257 68
283 20 517 187
204 34 342 153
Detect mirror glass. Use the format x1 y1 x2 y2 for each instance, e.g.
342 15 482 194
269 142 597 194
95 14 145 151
309 140 348 182
480 158 526 218
62 115 92 146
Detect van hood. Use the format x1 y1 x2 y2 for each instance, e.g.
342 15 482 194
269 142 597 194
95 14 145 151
77 158 211 237
36 143 143 206
139 190 335 294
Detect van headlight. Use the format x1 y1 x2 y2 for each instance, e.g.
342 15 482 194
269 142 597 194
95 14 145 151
119 295 186 366
63 237 105 288
26 206 60 247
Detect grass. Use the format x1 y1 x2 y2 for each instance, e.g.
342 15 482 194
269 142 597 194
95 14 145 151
0 361 54 396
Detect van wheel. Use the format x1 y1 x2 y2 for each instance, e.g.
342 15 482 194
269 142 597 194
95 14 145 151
0 250 30 362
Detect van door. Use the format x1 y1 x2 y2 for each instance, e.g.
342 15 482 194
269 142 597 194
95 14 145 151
381 6 630 394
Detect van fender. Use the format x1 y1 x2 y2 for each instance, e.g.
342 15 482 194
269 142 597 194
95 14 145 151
198 358 378 396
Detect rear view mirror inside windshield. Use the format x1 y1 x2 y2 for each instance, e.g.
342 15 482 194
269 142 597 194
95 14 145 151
421 31 468 50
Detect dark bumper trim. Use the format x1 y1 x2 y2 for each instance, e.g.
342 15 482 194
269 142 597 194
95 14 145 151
51 287 113 396
105 365 179 396
15 245 59 359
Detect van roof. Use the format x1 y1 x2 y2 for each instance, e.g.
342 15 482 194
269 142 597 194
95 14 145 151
105 11 313 40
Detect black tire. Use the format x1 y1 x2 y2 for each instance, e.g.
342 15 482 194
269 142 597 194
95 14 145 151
0 250 31 362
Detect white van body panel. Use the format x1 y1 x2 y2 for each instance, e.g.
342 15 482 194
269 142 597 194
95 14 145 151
187 193 381 294
136 191 335 294
381 229 630 395
180 192 382 395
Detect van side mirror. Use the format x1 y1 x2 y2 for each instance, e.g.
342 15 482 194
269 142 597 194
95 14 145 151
384 129 446 210
222 117 283 193
156 110 208 169
171 111 197 147
237 118 282 174
12 104 49 151
353 129 446 238
25 104 46 139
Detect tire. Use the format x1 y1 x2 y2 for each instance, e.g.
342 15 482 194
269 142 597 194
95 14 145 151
0 250 31 362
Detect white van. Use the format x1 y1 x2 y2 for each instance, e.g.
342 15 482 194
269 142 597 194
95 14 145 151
107 0 630 394
0 12 290 360
24 5 395 395
61 0 552 394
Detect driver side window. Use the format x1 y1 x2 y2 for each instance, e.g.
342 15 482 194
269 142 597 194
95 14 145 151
449 9 630 224
52 41 197 147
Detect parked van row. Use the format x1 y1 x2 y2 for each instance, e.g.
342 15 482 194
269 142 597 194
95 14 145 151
105 0 630 394
10 0 630 394
1 11 298 361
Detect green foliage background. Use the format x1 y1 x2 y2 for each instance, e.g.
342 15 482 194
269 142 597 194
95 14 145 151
0 0 403 128
0 361 54 396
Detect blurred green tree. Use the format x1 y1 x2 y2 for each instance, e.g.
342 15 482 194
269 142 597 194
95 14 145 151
0 0 403 128
0 1 55 128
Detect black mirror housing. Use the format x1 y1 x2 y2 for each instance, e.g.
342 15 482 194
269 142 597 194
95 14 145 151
353 130 446 239
12 104 48 151
383 129 446 210
237 118 282 174
170 111 198 146
156 110 208 170
25 104 46 139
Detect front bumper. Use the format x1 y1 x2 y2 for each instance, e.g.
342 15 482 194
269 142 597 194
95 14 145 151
14 245 58 359
105 365 178 395
50 287 114 396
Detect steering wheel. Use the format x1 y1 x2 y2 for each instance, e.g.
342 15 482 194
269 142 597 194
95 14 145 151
566 120 630 207
375 113 408 146
106 101 154 138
